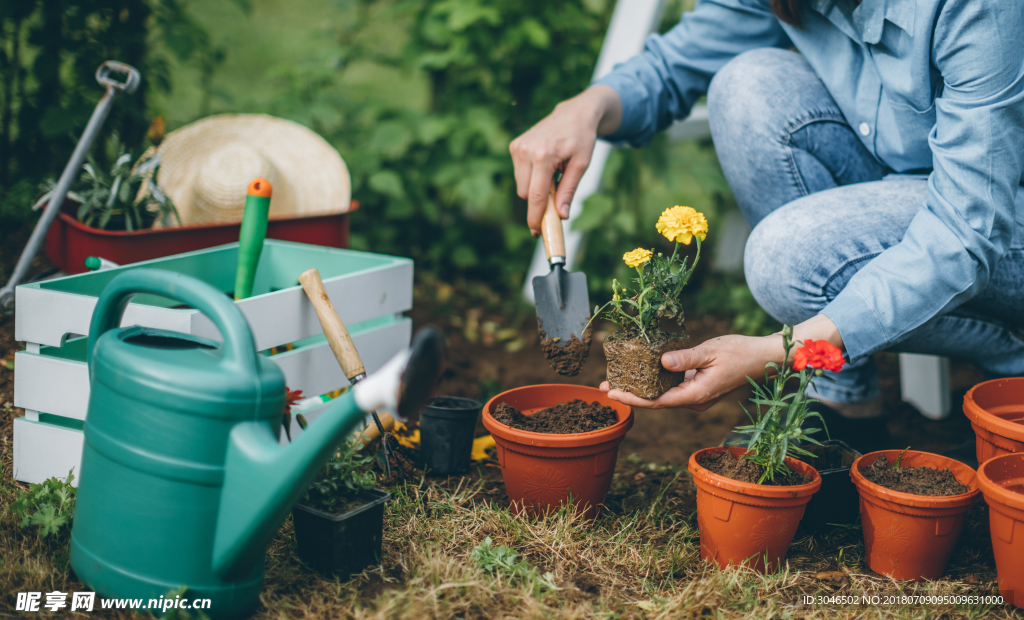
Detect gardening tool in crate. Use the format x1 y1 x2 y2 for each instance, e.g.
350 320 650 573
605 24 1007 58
299 267 396 477
532 187 591 370
235 179 273 300
69 268 443 617
0 61 140 314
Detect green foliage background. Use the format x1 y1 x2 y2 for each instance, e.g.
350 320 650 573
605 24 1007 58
0 0 773 332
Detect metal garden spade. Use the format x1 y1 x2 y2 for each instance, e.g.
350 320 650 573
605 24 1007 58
532 187 591 368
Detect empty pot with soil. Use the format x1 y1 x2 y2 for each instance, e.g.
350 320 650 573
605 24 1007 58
850 450 980 581
689 447 822 573
976 451 1024 608
964 377 1024 463
482 384 633 519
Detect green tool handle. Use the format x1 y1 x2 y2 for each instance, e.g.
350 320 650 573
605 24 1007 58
234 178 272 300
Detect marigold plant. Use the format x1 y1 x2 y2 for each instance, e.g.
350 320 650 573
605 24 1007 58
588 206 708 343
733 326 846 483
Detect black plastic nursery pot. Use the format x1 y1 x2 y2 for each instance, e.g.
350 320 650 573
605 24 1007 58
796 440 861 532
419 396 481 475
292 489 391 577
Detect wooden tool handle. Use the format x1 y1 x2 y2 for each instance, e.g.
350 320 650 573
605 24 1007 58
359 411 395 447
540 187 566 261
299 268 365 380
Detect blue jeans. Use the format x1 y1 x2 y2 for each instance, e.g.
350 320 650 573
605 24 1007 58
707 49 1024 405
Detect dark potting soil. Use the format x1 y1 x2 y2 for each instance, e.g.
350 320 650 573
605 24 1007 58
604 328 687 400
538 325 592 377
860 454 971 496
378 433 421 485
492 400 617 434
697 450 812 486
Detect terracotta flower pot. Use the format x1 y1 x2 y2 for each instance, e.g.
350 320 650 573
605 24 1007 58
688 446 822 573
850 450 981 581
964 378 1024 464
482 385 633 519
976 452 1024 608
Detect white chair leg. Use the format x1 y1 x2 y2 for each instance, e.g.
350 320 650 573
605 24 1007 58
899 353 951 420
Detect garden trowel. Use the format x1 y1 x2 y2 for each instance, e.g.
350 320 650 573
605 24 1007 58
532 187 591 355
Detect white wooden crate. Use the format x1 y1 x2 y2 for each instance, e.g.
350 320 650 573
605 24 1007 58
12 240 414 485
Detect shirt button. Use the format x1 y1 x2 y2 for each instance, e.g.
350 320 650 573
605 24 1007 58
859 122 871 136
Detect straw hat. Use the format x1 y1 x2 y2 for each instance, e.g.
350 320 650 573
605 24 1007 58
155 114 351 226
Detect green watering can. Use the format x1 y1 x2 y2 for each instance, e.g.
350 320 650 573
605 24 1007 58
69 269 441 618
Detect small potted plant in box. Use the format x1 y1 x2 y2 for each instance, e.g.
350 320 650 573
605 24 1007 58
285 391 391 577
590 206 708 400
689 327 836 572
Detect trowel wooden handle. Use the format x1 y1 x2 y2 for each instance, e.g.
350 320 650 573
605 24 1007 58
359 411 395 447
540 187 566 261
298 268 365 380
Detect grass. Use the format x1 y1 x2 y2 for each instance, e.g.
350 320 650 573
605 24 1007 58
1 416 1018 619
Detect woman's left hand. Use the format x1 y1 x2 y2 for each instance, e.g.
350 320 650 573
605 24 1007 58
600 334 781 410
601 315 844 410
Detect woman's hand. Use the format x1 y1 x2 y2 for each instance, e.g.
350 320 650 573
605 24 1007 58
600 315 844 410
509 85 622 235
601 334 782 410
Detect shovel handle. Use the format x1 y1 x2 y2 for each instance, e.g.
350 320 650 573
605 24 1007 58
299 268 366 380
540 187 566 262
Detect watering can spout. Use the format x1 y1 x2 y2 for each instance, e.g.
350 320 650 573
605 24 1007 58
211 350 409 580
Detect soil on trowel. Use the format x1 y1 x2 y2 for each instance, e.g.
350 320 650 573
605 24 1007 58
860 454 971 496
697 449 812 486
492 400 617 434
538 324 592 377
603 328 687 400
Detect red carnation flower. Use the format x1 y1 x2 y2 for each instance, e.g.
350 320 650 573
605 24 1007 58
792 340 845 373
285 388 304 413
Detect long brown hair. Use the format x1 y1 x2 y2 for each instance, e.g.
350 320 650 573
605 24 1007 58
772 0 804 26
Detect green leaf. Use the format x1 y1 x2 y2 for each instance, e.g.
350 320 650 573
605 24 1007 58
368 170 406 199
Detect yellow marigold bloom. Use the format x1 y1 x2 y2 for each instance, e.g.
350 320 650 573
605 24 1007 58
623 247 652 268
656 205 708 245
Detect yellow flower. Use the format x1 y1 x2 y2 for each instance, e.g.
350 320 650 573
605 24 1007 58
622 247 652 268
656 206 708 244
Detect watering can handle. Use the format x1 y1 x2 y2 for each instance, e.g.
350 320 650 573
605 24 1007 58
86 269 259 374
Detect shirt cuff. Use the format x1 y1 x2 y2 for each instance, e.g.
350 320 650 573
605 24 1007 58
821 289 890 363
591 72 657 147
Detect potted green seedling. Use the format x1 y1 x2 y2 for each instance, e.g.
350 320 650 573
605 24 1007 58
285 391 391 577
589 206 707 400
688 327 837 572
37 137 180 232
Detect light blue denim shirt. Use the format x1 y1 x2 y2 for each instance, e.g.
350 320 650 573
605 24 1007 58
595 0 1024 361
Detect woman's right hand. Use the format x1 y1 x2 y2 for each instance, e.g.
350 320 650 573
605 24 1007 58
509 85 623 235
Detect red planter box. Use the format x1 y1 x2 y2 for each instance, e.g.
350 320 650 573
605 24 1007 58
45 201 353 274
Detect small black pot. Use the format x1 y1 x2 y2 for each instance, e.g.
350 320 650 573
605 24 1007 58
797 440 862 532
292 488 390 577
419 396 481 475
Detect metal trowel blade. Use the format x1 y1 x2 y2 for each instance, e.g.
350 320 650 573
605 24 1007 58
532 264 591 345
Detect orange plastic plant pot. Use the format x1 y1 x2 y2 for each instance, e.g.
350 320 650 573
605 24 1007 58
688 446 821 573
964 378 1024 464
976 452 1024 608
482 385 634 519
850 450 981 581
